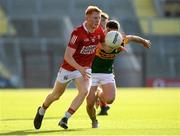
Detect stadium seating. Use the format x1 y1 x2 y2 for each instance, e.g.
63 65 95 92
0 6 15 36
147 35 180 78
134 0 180 35
4 0 38 17
0 0 179 87
140 18 180 35
41 0 70 17
0 10 8 36
163 0 180 17
133 0 157 17
152 19 180 35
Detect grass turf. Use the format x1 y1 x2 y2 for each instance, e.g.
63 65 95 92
0 88 180 136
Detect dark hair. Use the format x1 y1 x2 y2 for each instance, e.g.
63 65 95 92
106 20 120 31
101 12 109 19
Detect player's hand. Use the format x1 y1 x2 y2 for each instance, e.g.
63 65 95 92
119 33 128 52
119 46 128 52
79 67 91 80
142 39 151 48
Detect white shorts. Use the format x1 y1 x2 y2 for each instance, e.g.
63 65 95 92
56 67 92 83
91 73 115 86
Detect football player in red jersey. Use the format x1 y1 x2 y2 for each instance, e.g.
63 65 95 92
33 6 110 130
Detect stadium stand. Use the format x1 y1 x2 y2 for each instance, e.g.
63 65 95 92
147 35 180 78
0 0 179 87
140 17 180 35
133 0 180 35
134 0 157 17
0 5 15 36
163 0 180 17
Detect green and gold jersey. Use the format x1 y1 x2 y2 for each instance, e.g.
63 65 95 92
92 48 120 73
92 38 128 73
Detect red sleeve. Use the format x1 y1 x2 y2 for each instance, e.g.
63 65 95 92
68 30 80 49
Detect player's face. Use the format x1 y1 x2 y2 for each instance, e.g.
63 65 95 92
100 17 108 30
87 12 101 30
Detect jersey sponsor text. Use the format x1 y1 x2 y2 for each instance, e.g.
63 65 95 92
80 45 96 54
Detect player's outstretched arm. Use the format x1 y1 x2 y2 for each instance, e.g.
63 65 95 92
126 35 151 48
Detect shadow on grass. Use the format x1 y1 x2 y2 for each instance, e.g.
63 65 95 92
0 117 59 121
0 128 88 135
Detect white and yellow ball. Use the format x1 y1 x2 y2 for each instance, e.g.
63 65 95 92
105 31 123 49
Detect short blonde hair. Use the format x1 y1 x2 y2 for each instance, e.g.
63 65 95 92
85 6 102 15
101 12 109 20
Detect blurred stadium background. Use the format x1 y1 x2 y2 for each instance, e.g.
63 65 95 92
0 0 180 88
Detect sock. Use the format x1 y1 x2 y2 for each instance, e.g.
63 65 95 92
39 107 45 115
90 116 97 122
64 108 75 119
100 101 107 107
65 112 71 119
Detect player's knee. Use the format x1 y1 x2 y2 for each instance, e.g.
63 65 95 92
80 89 89 97
105 95 115 104
106 99 114 104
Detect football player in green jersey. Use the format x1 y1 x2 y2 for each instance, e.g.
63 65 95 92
96 12 127 116
86 19 151 128
96 12 111 115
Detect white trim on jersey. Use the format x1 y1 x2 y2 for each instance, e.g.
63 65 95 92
70 35 78 45
83 21 89 33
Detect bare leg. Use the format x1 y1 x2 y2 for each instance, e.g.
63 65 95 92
97 83 116 116
86 86 98 121
99 83 116 104
43 80 68 109
68 76 91 111
59 76 92 129
34 80 68 129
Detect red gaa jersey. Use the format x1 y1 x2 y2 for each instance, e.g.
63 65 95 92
61 22 105 71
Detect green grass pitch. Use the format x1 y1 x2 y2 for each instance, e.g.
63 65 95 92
0 88 180 136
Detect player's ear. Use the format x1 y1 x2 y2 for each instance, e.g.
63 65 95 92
85 15 88 21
